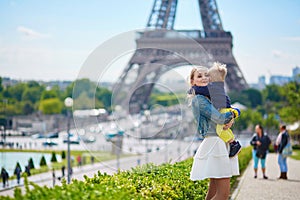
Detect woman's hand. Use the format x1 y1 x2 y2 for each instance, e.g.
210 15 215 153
223 119 234 130
256 141 261 146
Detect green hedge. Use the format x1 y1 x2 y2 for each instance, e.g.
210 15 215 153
3 147 252 200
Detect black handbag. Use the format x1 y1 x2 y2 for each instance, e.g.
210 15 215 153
256 148 266 159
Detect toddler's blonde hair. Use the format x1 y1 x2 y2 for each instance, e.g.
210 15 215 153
209 62 227 82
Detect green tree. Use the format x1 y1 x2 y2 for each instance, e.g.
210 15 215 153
233 109 252 134
279 81 300 123
63 82 74 100
39 155 47 166
39 98 62 114
22 101 35 115
263 113 279 136
61 151 66 159
41 88 59 100
0 77 3 92
251 110 263 128
262 84 284 102
0 100 22 116
28 157 35 169
72 79 96 99
27 80 40 88
22 87 43 104
228 90 250 107
73 92 95 109
51 152 57 163
242 89 263 108
96 87 112 109
3 83 27 101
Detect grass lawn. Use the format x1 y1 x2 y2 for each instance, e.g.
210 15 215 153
291 149 300 160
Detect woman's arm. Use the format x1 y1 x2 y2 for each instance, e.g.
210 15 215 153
250 135 257 146
191 95 233 125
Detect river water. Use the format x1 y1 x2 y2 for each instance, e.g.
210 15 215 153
0 152 62 176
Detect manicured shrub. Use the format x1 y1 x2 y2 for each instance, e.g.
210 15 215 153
28 158 35 169
39 155 47 166
61 151 66 159
4 147 252 200
51 152 57 163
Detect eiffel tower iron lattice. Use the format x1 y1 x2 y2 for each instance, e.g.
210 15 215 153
112 0 248 114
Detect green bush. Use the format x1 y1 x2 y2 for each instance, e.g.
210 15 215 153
39 155 47 167
292 144 300 150
3 148 252 200
28 158 35 169
61 151 66 159
51 152 57 163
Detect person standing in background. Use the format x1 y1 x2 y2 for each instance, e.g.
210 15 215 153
52 168 56 186
14 165 21 184
250 124 271 179
1 167 8 188
276 125 290 179
61 165 65 178
4 169 9 187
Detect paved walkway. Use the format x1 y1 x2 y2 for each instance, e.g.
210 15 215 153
232 153 300 200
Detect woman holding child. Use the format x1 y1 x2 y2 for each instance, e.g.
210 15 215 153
189 63 240 200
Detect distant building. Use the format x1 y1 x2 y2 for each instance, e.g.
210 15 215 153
1 77 19 88
0 77 73 90
292 66 300 82
269 75 292 86
258 75 266 90
249 65 300 89
249 75 266 90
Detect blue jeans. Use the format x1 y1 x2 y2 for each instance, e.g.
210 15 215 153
278 154 287 172
252 150 266 169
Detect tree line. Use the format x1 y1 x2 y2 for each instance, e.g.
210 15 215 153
228 81 300 140
0 76 299 139
0 78 112 116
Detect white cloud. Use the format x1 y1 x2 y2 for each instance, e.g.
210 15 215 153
17 26 51 39
271 50 285 58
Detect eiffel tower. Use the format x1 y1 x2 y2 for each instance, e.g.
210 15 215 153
112 0 248 114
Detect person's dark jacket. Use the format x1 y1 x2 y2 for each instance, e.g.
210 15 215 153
207 82 231 109
278 131 289 154
250 133 271 158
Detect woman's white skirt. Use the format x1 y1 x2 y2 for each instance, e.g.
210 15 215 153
190 136 240 181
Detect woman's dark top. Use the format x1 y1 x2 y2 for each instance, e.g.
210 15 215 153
250 133 271 151
278 131 289 154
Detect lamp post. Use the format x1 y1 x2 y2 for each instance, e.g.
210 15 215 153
64 97 73 184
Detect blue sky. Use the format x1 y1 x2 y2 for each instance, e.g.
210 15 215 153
0 0 299 84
